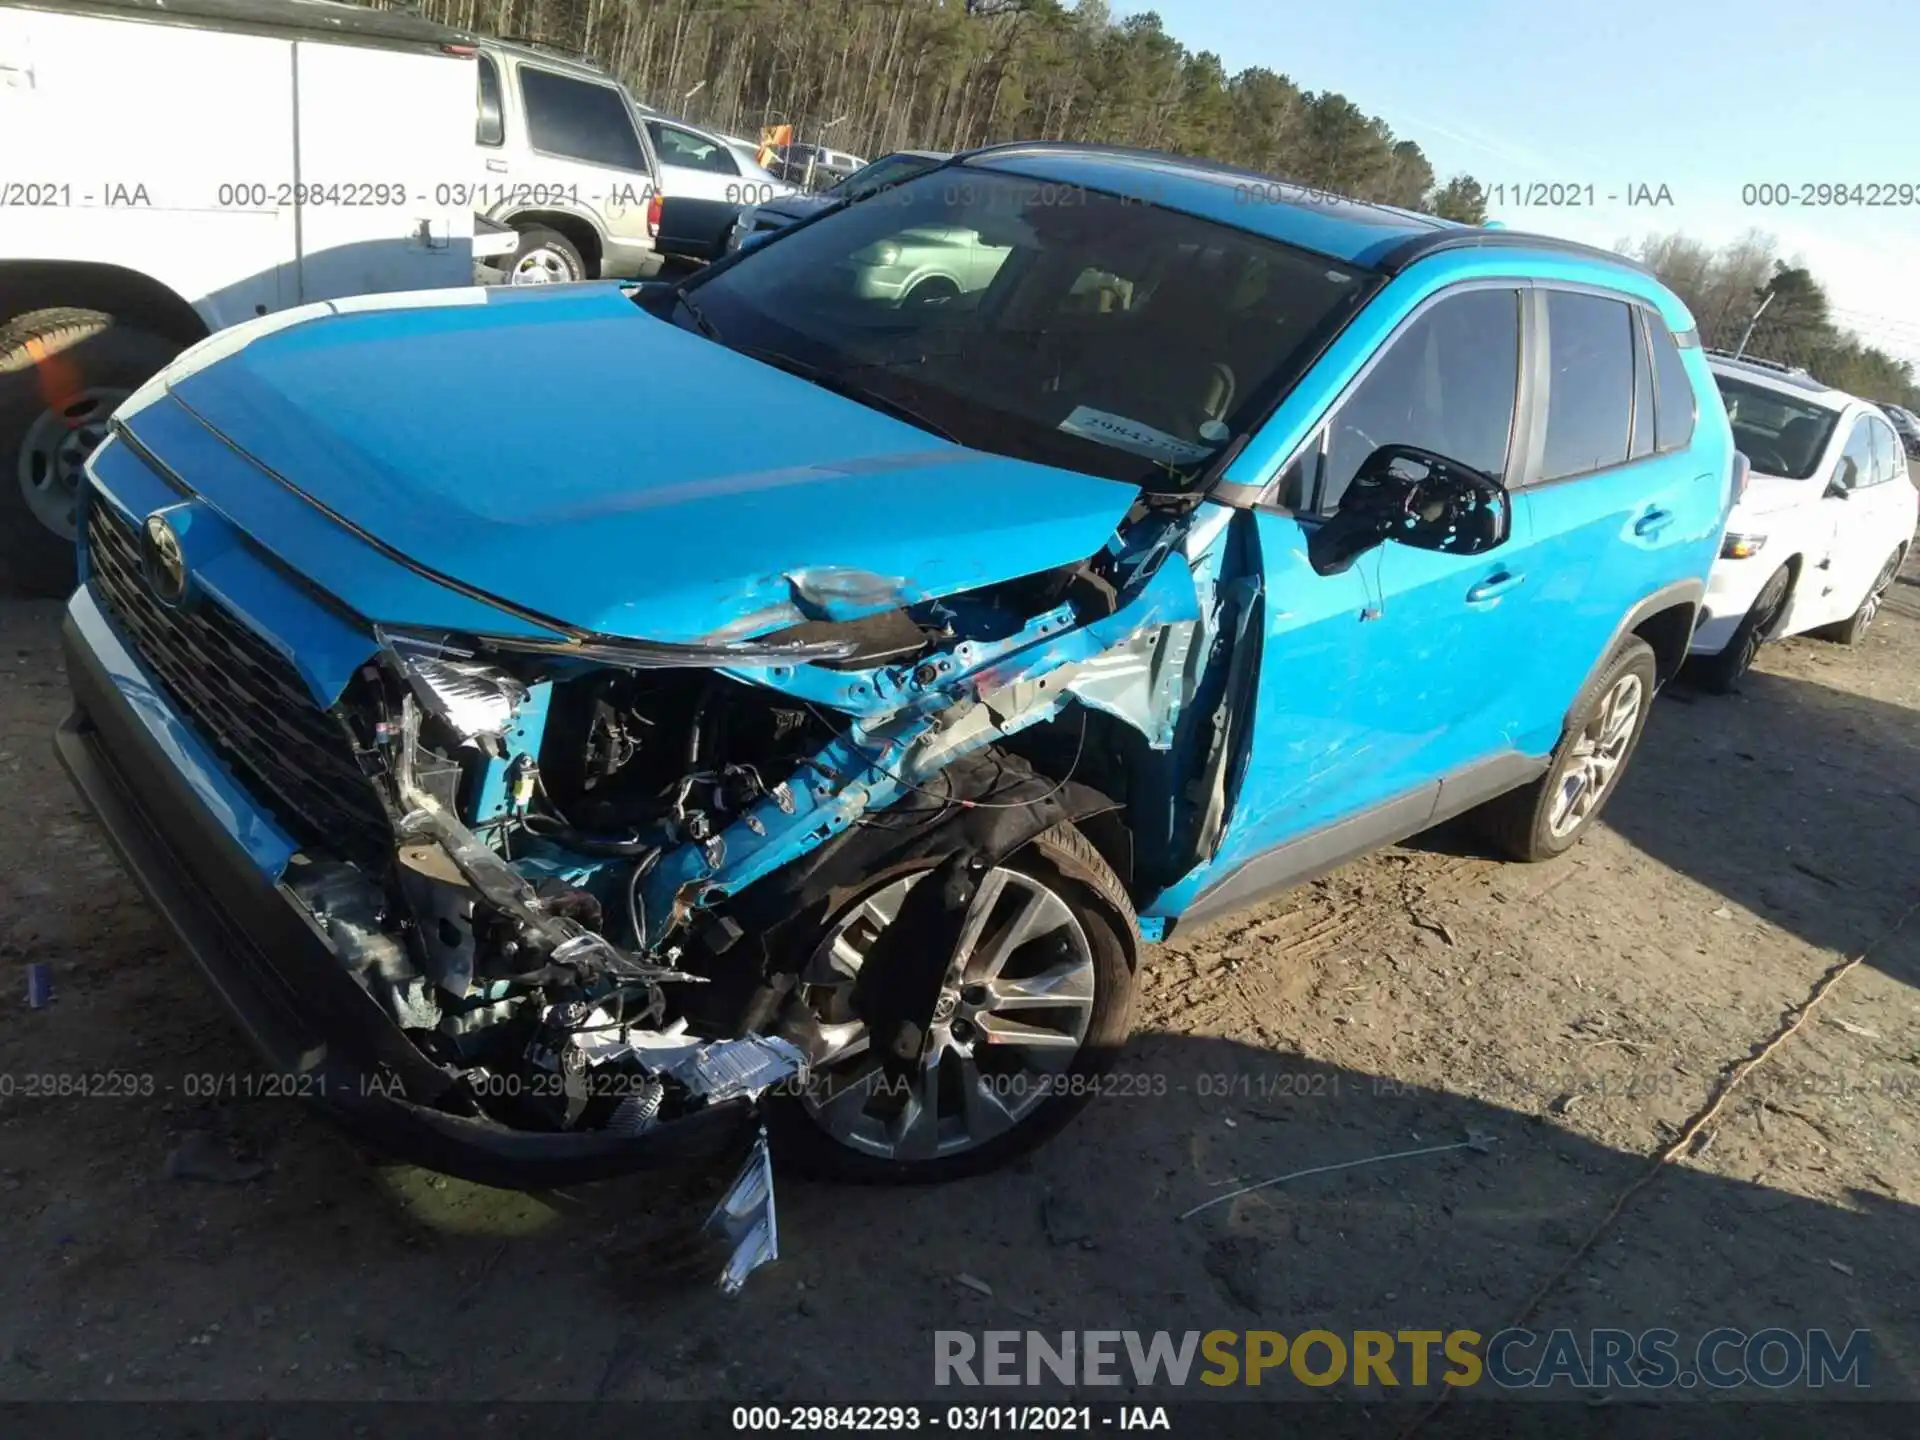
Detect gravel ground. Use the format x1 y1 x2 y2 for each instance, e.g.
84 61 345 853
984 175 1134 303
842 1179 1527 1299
1 542 1917 1428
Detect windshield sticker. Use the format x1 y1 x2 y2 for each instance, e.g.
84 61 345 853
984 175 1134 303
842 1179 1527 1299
1058 406 1218 465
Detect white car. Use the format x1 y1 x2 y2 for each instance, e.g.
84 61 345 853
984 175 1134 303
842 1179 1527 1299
638 115 795 260
1690 353 1917 689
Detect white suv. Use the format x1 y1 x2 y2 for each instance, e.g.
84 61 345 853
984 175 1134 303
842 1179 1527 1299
1690 353 1917 689
470 40 664 284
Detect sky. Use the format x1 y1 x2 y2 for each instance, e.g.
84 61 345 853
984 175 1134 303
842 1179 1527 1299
1117 0 1920 364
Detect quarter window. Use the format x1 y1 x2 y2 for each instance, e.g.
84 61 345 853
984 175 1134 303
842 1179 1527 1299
1316 288 1522 512
519 67 647 172
1646 317 1696 453
1541 291 1634 481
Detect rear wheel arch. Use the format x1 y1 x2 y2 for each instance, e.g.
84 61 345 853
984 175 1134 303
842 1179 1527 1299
501 211 604 277
0 261 208 347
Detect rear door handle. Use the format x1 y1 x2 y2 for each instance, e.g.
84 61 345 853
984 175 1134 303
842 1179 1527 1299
1466 569 1526 603
485 157 509 173
1634 507 1674 537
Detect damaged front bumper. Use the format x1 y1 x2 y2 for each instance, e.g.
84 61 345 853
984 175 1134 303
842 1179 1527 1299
55 590 788 1285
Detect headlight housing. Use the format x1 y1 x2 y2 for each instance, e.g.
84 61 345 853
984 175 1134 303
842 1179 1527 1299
1720 532 1768 560
380 631 527 740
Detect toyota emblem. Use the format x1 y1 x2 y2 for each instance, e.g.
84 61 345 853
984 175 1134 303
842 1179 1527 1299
142 513 188 605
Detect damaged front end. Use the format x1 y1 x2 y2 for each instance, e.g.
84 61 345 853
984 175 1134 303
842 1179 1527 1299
180 503 1233 1292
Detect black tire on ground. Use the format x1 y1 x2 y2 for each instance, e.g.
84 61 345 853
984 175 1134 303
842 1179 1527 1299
1471 636 1659 863
767 819 1138 1184
0 308 184 598
504 226 588 285
1690 562 1793 694
1812 544 1905 647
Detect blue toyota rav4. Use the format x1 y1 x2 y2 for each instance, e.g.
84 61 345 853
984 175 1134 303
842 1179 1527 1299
56 143 1732 1285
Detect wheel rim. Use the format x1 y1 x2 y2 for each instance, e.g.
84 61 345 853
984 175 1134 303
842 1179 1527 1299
1547 671 1644 840
17 387 128 541
1856 551 1901 632
509 247 574 285
798 865 1097 1161
1735 569 1791 672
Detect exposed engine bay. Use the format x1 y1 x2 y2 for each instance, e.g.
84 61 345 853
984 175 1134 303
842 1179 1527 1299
277 501 1243 1291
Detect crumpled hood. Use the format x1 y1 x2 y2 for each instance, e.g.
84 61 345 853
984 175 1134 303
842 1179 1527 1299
157 284 1137 644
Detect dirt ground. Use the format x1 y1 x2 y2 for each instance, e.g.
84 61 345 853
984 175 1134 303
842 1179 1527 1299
2 538 1918 1429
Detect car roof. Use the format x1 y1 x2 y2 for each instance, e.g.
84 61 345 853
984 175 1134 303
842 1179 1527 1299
1707 352 1857 409
482 35 616 82
44 0 480 48
957 141 1651 280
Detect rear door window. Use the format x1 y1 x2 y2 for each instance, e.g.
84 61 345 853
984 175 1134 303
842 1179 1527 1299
650 122 740 174
1541 290 1635 481
1317 287 1522 512
519 66 648 172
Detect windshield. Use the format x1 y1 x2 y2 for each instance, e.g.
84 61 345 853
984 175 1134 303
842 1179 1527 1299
1714 375 1840 479
676 166 1376 487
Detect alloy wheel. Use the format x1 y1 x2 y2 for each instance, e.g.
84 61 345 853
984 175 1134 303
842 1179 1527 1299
798 865 1098 1161
1547 672 1644 840
1856 551 1901 633
509 247 575 284
17 387 127 541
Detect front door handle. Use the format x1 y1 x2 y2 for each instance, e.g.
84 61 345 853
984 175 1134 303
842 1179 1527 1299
1634 506 1674 537
1466 569 1526 603
485 157 509 173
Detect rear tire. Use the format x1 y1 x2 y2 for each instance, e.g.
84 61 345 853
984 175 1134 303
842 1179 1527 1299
1 308 183 597
1690 563 1792 693
1472 637 1658 863
768 820 1137 1184
504 226 587 285
1813 545 1904 647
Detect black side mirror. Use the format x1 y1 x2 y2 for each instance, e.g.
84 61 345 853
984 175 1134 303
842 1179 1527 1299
1826 458 1857 499
1309 444 1511 575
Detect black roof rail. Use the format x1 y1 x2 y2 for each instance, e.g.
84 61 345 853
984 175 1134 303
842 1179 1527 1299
1371 228 1654 278
1703 348 1808 376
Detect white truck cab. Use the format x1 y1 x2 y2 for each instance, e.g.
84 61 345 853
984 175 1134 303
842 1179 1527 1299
0 0 491 596
1690 352 1918 689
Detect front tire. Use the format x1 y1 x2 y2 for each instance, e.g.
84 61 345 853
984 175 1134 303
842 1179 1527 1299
1 309 183 597
769 821 1137 1184
1814 545 1904 647
1691 562 1792 693
1473 637 1658 862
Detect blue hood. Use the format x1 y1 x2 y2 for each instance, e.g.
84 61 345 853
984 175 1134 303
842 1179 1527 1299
157 284 1137 644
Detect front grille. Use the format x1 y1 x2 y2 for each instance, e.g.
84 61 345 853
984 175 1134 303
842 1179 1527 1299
86 494 393 864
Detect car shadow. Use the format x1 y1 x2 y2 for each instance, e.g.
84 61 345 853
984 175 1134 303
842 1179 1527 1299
1409 659 1920 993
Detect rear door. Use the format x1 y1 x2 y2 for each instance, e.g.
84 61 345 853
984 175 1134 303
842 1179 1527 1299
1514 290 1709 750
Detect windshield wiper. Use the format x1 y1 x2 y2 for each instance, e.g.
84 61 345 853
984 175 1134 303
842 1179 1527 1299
735 344 959 443
672 288 722 342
